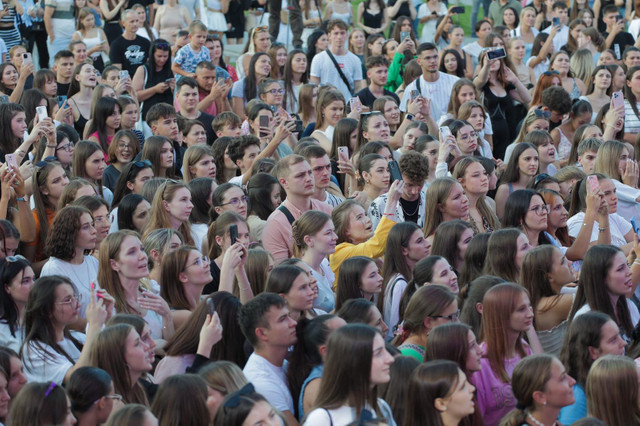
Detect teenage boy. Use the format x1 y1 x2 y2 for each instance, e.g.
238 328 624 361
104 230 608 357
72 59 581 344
172 20 210 80
213 112 243 139
488 0 522 26
239 293 299 426
369 151 429 229
300 144 344 208
175 77 216 146
109 9 151 76
194 61 232 116
263 155 333 264
310 19 365 102
356 55 400 109
227 135 261 185
53 50 75 96
577 138 602 174
603 5 636 56
399 42 459 121
541 86 572 131
542 2 569 51
145 103 183 176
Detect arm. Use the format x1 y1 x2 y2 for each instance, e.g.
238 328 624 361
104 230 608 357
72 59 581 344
504 66 532 105
241 121 295 185
153 6 163 31
494 184 510 220
390 98 421 148
43 6 54 41
565 188 602 261
528 26 558 68
201 78 231 112
137 291 176 340
593 0 602 25
218 243 248 292
231 97 246 120
310 75 320 85
100 0 126 21
10 61 33 104
473 53 491 89
386 0 404 20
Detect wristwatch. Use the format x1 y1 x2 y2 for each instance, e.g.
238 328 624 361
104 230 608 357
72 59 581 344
406 114 414 121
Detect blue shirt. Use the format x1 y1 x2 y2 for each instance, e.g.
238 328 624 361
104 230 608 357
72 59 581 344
559 384 587 425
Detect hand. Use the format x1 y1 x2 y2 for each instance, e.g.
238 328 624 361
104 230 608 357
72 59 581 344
10 167 25 198
137 290 172 317
95 288 115 319
585 181 602 214
351 191 369 207
19 61 34 78
209 79 226 98
407 96 422 116
198 311 223 354
0 168 13 201
623 159 639 188
503 65 518 84
48 34 55 43
337 156 355 176
154 81 169 94
438 133 459 162
54 101 73 123
18 160 33 181
420 97 432 118
115 77 130 95
86 285 108 327
272 120 295 144
400 37 414 53
387 179 404 206
222 242 246 270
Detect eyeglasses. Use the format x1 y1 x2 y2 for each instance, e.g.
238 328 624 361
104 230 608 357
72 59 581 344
432 310 460 322
56 142 74 152
104 394 123 402
186 255 210 269
156 42 170 49
533 109 552 119
529 204 550 216
35 156 58 168
94 215 110 225
56 294 83 307
223 383 255 409
219 195 248 207
533 173 551 187
117 143 133 150
542 70 559 76
263 88 284 95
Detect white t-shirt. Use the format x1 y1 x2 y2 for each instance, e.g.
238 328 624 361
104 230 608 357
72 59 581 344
567 212 632 247
624 99 640 134
399 73 459 121
243 352 294 414
526 56 549 81
304 399 397 426
310 49 363 101
22 330 86 384
574 299 640 328
191 223 208 252
417 2 447 43
0 320 23 353
612 179 640 222
40 256 100 319
542 24 568 52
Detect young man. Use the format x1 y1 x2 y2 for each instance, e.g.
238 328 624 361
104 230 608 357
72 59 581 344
53 50 75 96
109 9 151 77
488 0 522 26
310 19 365 102
194 61 232 117
145 103 183 175
262 155 333 264
369 151 429 228
542 1 569 52
399 42 459 121
541 86 572 131
603 5 636 56
212 112 243 139
175 77 216 146
300 144 344 208
577 138 602 174
355 55 400 109
239 293 299 426
227 135 261 185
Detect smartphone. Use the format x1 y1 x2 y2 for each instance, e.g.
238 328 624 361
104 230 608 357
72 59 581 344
451 6 464 13
400 31 410 41
388 160 403 183
259 115 269 137
587 175 599 193
0 95 9 104
22 52 31 65
206 297 216 315
119 70 129 80
410 89 419 100
215 68 226 81
294 119 303 133
486 47 506 60
552 17 560 26
229 224 238 245
165 78 173 84
612 91 624 109
338 146 349 160
439 126 452 139
614 44 621 59
36 105 48 121
349 97 362 113
57 95 67 109
5 154 17 170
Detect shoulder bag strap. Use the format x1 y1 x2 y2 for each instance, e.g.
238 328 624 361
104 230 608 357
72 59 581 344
278 205 296 225
325 49 354 96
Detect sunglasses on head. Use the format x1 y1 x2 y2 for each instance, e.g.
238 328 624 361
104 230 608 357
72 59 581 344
533 109 552 119
35 156 58 169
543 70 559 76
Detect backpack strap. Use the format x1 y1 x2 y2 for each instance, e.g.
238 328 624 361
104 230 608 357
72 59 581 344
278 205 296 225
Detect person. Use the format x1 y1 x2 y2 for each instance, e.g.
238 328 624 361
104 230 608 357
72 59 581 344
601 5 635 54
400 42 459 122
151 374 211 425
452 157 500 234
21 275 108 384
104 403 158 425
230 53 272 118
495 143 539 219
238 293 298 426
117 194 150 233
142 228 183 288
109 9 151 77
558 312 625 424
153 0 190 44
500 354 576 426
71 7 109 72
109 160 154 228
198 361 250 419
213 384 282 426
132 39 174 124
172 21 210 80
246 173 280 242
299 145 343 208
471 283 535 425
72 140 112 204
0 256 34 353
310 19 364 102
355 55 400 110
594 139 640 221
143 180 195 246
303 324 396 425
67 366 119 425
403 360 475 426
586 355 640 425
140 136 177 179
262 155 333 264
8 381 77 425
175 78 216 146
0 346 27 406
102 130 140 192
422 178 470 242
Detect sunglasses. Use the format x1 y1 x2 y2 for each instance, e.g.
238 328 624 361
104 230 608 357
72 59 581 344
223 383 255 409
133 160 152 169
35 156 58 168
542 70 559 76
254 25 269 33
533 109 552 119
533 173 551 187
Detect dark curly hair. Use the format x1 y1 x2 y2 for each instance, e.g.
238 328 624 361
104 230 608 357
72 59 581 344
399 151 429 182
46 205 92 260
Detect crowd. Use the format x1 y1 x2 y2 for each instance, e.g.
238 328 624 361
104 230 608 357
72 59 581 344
1 0 640 425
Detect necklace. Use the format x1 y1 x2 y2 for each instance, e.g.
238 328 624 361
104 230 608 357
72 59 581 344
527 412 557 426
400 197 421 217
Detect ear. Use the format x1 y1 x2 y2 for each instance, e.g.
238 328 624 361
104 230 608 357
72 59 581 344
475 302 483 315
215 234 224 248
434 397 448 413
215 130 223 138
400 245 409 257
318 343 328 357
423 316 433 332
178 271 189 284
279 293 288 304
150 249 161 262
362 130 370 140
532 390 547 407
255 326 268 343
151 123 158 134
457 177 465 185
126 180 135 191
162 200 170 211
214 206 223 214
188 165 196 176
303 234 313 248
279 176 288 189
588 345 601 361
109 258 119 272
40 186 49 196
437 202 445 213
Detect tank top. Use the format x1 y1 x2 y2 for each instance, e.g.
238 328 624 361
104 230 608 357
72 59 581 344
141 64 174 119
362 8 383 32
158 5 186 41
75 30 105 60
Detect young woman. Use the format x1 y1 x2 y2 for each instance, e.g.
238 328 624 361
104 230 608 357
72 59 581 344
132 39 174 122
502 189 551 248
0 347 27 408
142 228 183 289
356 0 386 37
441 26 473 79
152 374 212 425
182 145 216 184
334 256 383 311
357 154 390 211
622 67 640 144
266 264 317 321
67 366 119 425
153 0 191 44
311 89 345 155
403 360 476 426
355 111 392 149
0 62 30 105
0 256 34 353
471 283 535 425
495 143 539 219
282 49 308 114
70 196 110 258
8 381 76 425
68 63 98 136
102 130 140 192
392 284 458 362
245 173 279 243
98 231 175 340
231 52 271 119
116 194 150 234
208 35 238 82
581 65 611 123
72 140 111 204
501 354 576 426
236 27 272 80
109 160 154 228
422 177 470 242
452 157 500 234
431 220 474 274
140 136 176 179
210 183 248 221
508 37 535 88
482 228 531 282
594 140 640 222
551 99 593 165
297 83 318 131
22 275 108 384
559 312 626 424
144 180 195 246
569 245 640 341
71 8 109 72
549 50 587 99
267 44 287 81
303 324 395 424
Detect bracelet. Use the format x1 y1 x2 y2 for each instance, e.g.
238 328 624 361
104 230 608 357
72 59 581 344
598 226 608 232
46 145 56 148
383 213 394 216
16 197 26 202
633 259 640 266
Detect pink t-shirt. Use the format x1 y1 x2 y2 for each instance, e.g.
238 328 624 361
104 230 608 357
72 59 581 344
471 341 533 426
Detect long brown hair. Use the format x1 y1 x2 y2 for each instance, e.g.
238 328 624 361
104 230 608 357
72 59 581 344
143 180 195 246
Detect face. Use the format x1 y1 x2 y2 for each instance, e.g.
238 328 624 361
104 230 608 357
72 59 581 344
618 148 631 178
121 104 139 129
217 185 248 218
548 248 576 288
351 30 365 48
442 369 476 420
540 359 576 408
518 148 539 177
85 150 106 181
370 333 394 385
581 10 593 27
440 183 469 220
164 187 193 222
131 200 150 233
457 228 474 262
316 33 329 50
52 283 81 326
450 27 464 46
1 65 18 87
44 77 58 97
526 118 550 134
124 329 152 376
0 236 18 258
509 292 534 333
75 184 97 199
123 10 140 33
114 137 135 164
0 374 9 419
378 148 393 162
6 356 26 398
599 178 618 214
210 40 222 60
138 324 155 365
291 52 307 74
4 266 34 307
578 150 598 174
10 112 27 139
185 124 207 147
465 330 483 372
360 261 383 296
283 161 314 198
460 162 489 195
284 272 315 312
190 155 216 180
76 64 97 87
466 107 485 132
606 251 633 297
422 141 439 172
456 125 478 155
368 305 389 334
524 195 548 232
154 116 180 140
551 53 570 74
419 49 439 74
241 401 281 426
92 205 110 244
112 235 149 280
178 85 199 111
430 258 459 293
263 304 297 347
159 142 175 169
594 320 626 357
404 228 431 264
269 183 281 209
128 168 153 194
182 249 213 286
309 155 332 190
514 233 532 269
191 30 207 49
56 57 75 79
307 220 338 256
364 159 390 190
403 127 423 152
509 39 526 60
368 37 384 55
385 40 398 59
547 194 569 230
477 22 492 39
443 52 459 73
76 212 97 251
322 100 344 126
503 8 516 25
261 82 283 106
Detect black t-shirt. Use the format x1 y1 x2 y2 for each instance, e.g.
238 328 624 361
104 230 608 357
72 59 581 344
399 197 420 223
604 31 635 58
356 87 401 110
109 35 151 77
57 81 70 97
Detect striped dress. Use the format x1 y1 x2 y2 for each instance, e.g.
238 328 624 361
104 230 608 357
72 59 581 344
0 6 22 49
